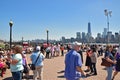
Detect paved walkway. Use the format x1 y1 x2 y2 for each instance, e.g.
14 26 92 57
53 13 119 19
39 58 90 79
1 52 120 80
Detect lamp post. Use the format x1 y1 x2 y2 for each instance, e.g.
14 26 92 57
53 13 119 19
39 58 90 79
104 9 112 44
9 20 13 49
22 37 24 46
46 30 49 45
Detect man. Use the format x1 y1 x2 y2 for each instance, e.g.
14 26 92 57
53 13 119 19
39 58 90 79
30 46 45 80
64 42 86 80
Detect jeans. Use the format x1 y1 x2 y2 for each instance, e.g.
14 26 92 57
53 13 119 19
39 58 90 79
90 63 97 74
12 71 22 80
106 66 113 80
33 66 43 80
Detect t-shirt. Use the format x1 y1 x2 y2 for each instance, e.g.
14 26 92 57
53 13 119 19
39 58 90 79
90 52 97 63
10 54 24 72
105 51 114 60
64 50 82 80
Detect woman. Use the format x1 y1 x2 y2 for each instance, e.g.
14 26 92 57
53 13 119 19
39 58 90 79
7 45 24 80
85 49 91 72
21 51 29 79
112 47 120 80
89 48 97 75
104 45 116 80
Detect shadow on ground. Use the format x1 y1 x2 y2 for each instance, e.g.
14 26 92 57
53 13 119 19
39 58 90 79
57 70 65 74
57 75 65 78
2 75 34 80
57 70 65 78
2 77 13 80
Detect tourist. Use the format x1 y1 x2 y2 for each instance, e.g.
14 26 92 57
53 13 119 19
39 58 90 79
64 42 86 80
7 45 24 80
21 51 29 79
55 43 61 56
89 47 97 75
30 46 45 80
84 48 91 72
50 44 55 58
60 44 64 56
104 45 116 80
112 47 120 80
77 46 83 64
45 45 51 59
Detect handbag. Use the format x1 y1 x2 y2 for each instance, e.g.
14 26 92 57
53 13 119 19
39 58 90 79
101 58 112 67
23 65 29 73
29 53 40 70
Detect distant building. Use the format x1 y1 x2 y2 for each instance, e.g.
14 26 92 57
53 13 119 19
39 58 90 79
87 22 92 43
76 32 81 39
115 32 119 42
108 31 112 42
70 37 75 43
61 36 66 43
82 32 86 43
115 32 119 39
119 31 120 35
102 28 107 38
88 22 92 37
97 33 102 38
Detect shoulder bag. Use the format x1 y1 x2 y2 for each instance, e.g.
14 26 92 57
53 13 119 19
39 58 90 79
29 53 40 70
101 58 113 67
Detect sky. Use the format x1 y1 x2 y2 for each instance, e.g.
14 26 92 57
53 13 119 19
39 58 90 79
0 0 120 41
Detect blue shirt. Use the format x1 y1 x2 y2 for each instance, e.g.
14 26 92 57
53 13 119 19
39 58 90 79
105 51 114 60
64 50 82 80
30 51 45 66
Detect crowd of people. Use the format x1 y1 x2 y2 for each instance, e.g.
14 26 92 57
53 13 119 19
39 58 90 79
0 43 120 80
64 43 120 80
0 43 66 80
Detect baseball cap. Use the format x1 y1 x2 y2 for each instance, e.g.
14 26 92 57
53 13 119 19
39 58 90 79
72 41 82 46
36 46 41 51
71 41 82 49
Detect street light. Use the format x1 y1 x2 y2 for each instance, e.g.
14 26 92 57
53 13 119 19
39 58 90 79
22 37 24 46
46 29 49 45
9 20 13 49
104 9 112 44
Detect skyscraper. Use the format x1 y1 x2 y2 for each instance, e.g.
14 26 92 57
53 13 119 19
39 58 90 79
76 32 81 39
88 22 92 37
102 28 107 38
82 32 86 43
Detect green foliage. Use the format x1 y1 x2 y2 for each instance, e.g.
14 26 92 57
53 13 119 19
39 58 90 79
0 43 5 49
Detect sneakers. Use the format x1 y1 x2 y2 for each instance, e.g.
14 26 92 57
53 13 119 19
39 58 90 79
93 73 97 75
89 72 93 74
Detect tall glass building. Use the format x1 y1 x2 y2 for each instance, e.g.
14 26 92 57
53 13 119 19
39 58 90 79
88 22 92 37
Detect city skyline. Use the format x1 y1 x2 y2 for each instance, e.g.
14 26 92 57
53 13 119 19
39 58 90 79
0 0 120 41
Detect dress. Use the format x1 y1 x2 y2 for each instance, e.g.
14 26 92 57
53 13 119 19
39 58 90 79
85 52 91 66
